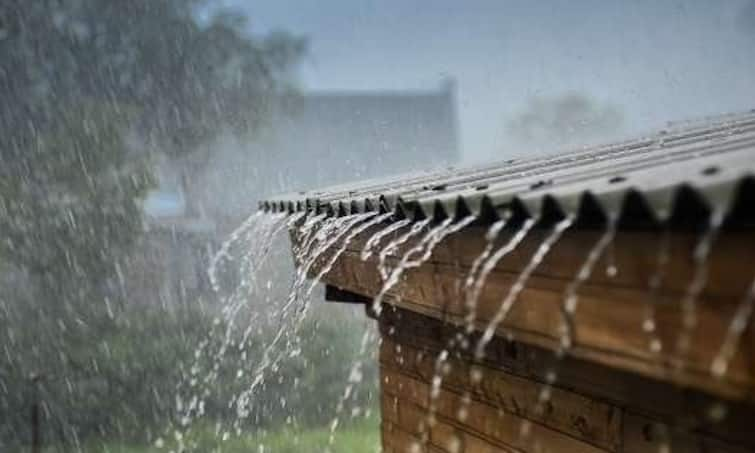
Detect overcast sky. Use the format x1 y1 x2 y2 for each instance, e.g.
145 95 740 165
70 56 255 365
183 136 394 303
222 0 755 163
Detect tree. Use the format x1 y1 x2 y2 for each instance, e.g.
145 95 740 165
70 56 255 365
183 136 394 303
506 92 623 150
0 1 304 448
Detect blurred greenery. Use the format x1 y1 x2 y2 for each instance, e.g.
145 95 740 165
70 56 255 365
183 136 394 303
18 413 380 453
0 0 320 450
0 298 378 450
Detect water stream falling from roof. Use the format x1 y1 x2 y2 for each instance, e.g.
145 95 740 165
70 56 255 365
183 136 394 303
410 215 526 446
371 215 476 317
435 216 571 447
473 217 574 362
376 218 433 282
176 211 291 436
208 211 264 293
231 213 371 428
370 218 433 314
675 208 725 371
361 219 412 261
712 276 755 379
520 215 618 440
643 229 672 354
328 328 376 447
559 216 618 351
463 217 508 302
464 218 535 336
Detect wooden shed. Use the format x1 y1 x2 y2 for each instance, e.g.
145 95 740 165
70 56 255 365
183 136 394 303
262 112 755 452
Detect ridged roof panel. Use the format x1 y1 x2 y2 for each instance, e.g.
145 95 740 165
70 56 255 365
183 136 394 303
261 111 755 229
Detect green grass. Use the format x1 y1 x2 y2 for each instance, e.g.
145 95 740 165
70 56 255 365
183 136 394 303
77 416 380 453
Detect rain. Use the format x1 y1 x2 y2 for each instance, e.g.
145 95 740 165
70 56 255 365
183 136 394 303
2 1 755 453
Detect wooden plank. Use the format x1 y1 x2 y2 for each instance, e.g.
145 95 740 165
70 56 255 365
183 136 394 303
380 336 622 451
379 307 755 450
382 368 609 453
338 226 755 300
382 420 447 453
387 392 520 453
319 244 754 401
622 412 752 453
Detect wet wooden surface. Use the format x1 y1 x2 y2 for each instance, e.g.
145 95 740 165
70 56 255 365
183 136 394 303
303 224 755 402
378 307 755 453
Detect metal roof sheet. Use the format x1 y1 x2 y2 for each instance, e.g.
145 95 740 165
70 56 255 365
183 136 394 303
260 111 755 229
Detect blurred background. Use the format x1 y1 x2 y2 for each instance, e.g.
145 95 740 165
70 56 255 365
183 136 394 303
1 0 754 451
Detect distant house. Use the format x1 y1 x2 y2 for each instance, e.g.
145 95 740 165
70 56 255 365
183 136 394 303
187 80 460 231
132 82 460 307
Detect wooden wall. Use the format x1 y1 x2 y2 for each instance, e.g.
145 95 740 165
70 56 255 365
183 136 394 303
301 221 755 452
315 225 755 401
378 307 755 453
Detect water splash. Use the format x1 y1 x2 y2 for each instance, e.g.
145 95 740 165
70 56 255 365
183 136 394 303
711 276 755 379
473 217 574 361
675 208 725 369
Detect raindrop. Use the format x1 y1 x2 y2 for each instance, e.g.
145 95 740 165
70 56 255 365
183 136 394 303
711 276 755 379
474 217 574 360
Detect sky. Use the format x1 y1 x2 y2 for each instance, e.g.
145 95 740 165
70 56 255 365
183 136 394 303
221 0 755 163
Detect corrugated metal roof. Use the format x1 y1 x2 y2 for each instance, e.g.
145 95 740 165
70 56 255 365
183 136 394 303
260 110 755 229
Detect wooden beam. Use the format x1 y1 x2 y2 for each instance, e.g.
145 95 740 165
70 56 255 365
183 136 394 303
302 225 755 401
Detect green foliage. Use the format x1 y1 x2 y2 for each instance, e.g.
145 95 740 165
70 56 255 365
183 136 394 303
72 414 380 453
0 0 306 449
0 301 378 450
0 0 306 155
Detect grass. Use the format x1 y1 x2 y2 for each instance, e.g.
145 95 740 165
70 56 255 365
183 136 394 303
76 415 380 453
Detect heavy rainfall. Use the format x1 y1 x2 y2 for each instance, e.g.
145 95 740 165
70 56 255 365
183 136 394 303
2 1 755 453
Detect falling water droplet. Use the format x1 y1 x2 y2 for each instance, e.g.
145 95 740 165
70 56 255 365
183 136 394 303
711 276 755 379
464 218 535 335
675 209 725 370
643 229 671 352
474 217 574 360
371 216 474 316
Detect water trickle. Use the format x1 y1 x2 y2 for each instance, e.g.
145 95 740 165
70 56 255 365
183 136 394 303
328 328 375 446
559 216 618 351
208 211 263 293
711 276 755 379
528 217 617 431
473 217 574 361
372 216 475 316
675 208 725 368
415 217 516 438
643 229 672 354
464 218 536 336
463 218 508 298
305 212 383 295
361 218 411 261
232 213 374 424
370 218 433 311
377 218 433 280
178 211 294 432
